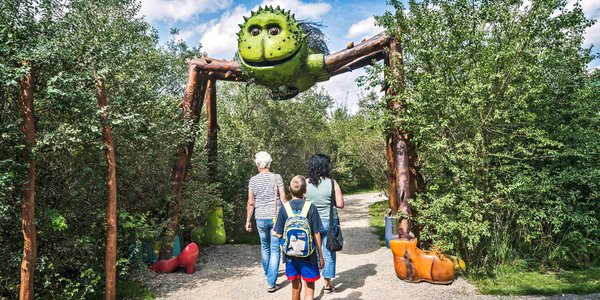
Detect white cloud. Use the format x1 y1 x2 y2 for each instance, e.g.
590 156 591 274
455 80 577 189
561 1 600 47
584 19 600 46
258 0 331 19
177 23 210 46
344 16 384 40
139 0 232 22
568 0 600 18
518 0 532 12
194 5 248 58
318 69 372 112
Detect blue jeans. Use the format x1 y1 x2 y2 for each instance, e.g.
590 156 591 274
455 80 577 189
319 218 338 279
256 219 280 286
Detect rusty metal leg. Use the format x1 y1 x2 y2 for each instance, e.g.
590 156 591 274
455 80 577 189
205 77 218 183
163 65 207 258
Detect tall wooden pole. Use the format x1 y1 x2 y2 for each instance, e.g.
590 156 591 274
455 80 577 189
96 77 117 300
19 61 37 300
385 39 421 240
205 77 218 183
164 65 207 258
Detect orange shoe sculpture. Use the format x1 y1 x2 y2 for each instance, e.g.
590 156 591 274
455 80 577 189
390 239 457 284
149 242 199 274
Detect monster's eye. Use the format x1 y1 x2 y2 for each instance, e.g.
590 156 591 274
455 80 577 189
250 27 261 36
268 26 281 35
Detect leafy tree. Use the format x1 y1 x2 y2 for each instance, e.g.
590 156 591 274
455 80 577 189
1 0 198 297
374 0 600 269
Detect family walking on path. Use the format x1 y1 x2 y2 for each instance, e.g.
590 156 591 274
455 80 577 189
246 151 345 299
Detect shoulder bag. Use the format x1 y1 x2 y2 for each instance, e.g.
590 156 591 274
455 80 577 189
326 179 343 251
272 173 280 223
271 173 279 236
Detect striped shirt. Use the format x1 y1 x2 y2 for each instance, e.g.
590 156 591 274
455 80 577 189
248 172 284 219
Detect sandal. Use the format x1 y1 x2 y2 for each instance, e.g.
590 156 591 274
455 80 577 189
323 286 336 294
267 284 280 293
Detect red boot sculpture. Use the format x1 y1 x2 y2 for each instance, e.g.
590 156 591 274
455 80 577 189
149 242 199 274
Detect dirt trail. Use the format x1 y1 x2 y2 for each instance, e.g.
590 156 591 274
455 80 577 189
134 193 598 300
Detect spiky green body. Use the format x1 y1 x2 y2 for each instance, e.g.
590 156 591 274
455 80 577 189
237 6 329 99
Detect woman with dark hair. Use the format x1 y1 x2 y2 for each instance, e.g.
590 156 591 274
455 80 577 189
305 154 344 294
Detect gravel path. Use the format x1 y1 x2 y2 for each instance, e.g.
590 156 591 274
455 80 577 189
133 193 600 300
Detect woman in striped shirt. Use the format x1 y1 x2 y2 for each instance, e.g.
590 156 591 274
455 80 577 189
245 151 287 292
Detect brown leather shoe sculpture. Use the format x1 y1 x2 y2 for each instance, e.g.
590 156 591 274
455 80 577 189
390 239 455 284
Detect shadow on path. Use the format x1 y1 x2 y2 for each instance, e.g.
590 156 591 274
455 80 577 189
315 263 377 300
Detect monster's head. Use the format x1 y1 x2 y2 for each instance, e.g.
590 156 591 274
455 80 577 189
237 6 324 99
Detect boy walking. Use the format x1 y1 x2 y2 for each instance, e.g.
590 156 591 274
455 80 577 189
274 175 324 300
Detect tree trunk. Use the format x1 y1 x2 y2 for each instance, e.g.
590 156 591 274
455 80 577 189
163 65 207 258
19 61 37 300
205 77 218 183
96 77 117 300
385 39 421 240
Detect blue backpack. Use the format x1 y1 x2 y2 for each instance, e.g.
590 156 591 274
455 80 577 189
281 201 314 257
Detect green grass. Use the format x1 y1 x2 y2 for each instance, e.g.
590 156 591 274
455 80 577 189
368 200 388 246
117 280 155 300
471 264 600 295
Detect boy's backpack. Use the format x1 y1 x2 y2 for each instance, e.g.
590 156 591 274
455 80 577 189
281 201 314 257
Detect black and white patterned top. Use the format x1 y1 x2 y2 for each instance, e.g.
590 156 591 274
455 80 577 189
248 172 284 219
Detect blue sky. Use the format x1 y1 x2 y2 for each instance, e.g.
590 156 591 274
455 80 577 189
138 0 600 110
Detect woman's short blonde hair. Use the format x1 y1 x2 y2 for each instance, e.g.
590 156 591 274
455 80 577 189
254 151 272 168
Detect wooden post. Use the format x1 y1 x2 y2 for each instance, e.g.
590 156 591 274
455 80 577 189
163 65 207 258
385 39 421 240
205 77 218 183
19 61 37 300
95 77 117 300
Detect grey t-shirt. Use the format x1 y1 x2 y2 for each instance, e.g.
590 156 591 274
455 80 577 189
306 178 339 220
248 172 284 219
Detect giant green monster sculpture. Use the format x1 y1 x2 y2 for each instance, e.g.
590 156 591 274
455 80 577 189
237 5 330 99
